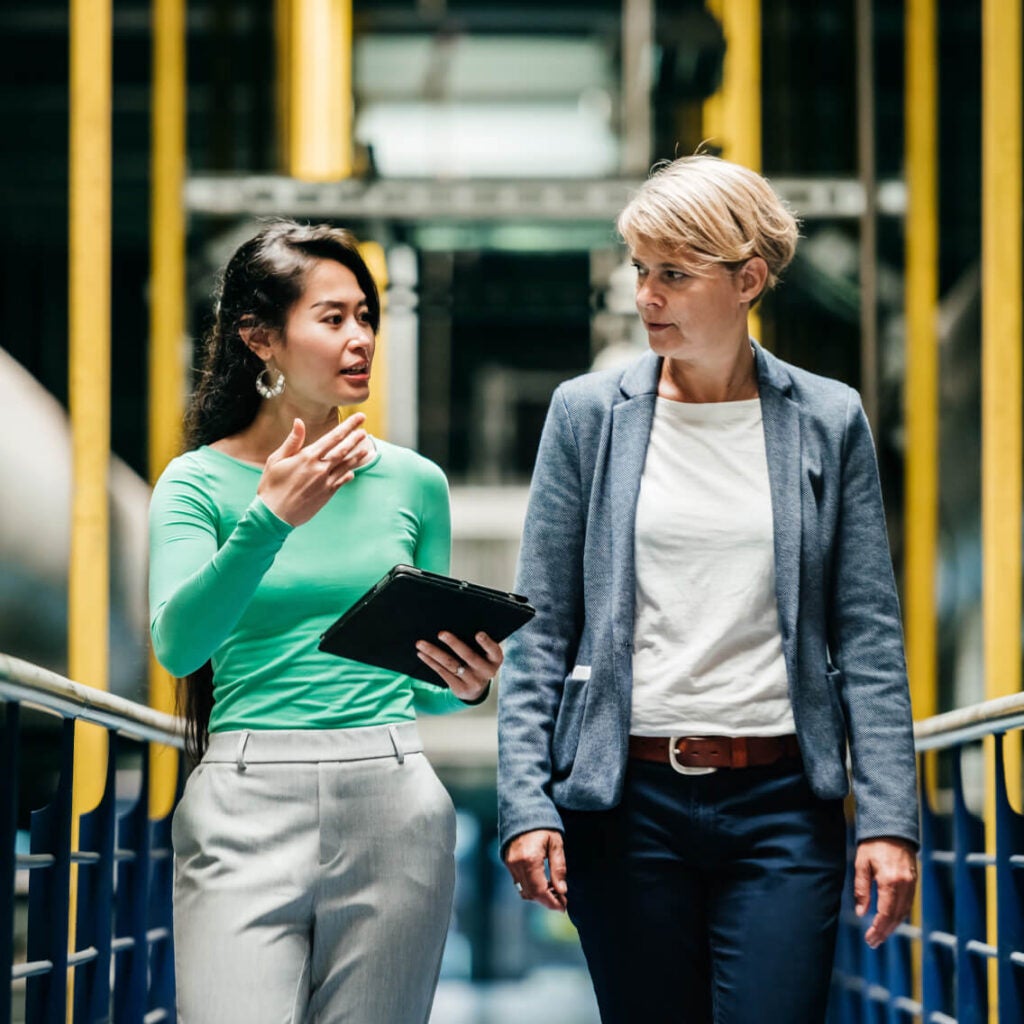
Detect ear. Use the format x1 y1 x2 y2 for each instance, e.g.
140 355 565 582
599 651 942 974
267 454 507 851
737 257 769 304
237 316 277 359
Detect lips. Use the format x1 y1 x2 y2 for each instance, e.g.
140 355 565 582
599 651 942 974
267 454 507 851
339 363 369 377
644 322 671 332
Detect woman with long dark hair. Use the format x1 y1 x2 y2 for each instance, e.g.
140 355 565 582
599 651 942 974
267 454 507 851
149 221 501 1023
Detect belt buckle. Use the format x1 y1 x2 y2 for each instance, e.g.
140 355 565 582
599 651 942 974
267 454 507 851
668 735 705 774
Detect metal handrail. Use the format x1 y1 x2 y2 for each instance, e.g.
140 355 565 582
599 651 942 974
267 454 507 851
10 645 1024 756
913 689 1024 750
0 653 183 749
2 652 181 1024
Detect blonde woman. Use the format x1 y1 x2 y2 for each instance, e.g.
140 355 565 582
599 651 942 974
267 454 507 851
497 156 918 1023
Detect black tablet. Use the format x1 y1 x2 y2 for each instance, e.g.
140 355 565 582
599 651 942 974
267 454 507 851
318 564 535 687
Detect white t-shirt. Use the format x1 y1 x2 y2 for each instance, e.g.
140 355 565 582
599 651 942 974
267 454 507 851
630 396 795 737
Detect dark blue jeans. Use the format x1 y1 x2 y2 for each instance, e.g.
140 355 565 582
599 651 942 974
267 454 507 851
560 757 847 1024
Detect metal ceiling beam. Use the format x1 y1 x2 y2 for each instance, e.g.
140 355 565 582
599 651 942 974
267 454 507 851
184 173 907 222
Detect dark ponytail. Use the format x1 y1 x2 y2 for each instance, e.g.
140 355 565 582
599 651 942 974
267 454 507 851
177 220 381 758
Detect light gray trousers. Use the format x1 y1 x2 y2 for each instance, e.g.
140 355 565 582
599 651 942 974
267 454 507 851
171 722 456 1024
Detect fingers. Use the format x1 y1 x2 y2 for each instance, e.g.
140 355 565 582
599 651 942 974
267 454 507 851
504 830 567 912
856 839 918 949
414 640 489 701
436 631 495 677
307 413 366 460
474 631 505 667
415 631 502 702
270 418 306 462
547 832 568 900
318 428 369 466
853 853 872 920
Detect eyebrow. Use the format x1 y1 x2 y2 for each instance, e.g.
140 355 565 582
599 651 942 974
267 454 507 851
310 297 368 311
631 259 686 270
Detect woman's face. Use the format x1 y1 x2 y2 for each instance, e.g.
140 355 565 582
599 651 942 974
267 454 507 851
267 259 376 410
631 241 752 361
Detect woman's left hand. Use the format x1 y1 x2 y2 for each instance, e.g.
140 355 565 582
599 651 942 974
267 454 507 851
415 631 503 701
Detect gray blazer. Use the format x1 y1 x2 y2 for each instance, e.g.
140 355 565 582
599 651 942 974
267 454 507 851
497 342 920 853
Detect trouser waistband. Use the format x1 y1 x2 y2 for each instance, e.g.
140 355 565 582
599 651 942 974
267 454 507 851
203 722 423 769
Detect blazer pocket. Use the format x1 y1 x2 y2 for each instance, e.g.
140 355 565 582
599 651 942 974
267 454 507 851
825 666 849 755
552 671 590 778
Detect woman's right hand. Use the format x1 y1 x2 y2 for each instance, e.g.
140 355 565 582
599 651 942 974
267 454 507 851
257 414 372 527
504 829 568 911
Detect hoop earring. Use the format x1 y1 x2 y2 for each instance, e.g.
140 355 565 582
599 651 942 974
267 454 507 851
255 367 286 399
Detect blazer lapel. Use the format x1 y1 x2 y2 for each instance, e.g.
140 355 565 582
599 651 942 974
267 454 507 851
755 344 802 678
609 354 660 661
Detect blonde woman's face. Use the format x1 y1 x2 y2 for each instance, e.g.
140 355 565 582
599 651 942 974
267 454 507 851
630 242 751 360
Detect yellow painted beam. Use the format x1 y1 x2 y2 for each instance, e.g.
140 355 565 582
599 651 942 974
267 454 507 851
341 241 388 438
275 0 292 171
702 0 761 172
703 0 761 339
903 1 938 1007
281 0 352 180
903 0 939 724
982 0 1022 1018
148 0 187 819
68 0 112 1007
68 0 112 814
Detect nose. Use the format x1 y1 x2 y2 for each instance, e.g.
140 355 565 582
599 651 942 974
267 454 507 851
637 278 662 309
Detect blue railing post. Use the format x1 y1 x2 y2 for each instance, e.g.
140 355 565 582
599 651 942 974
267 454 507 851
951 748 989 1024
146 776 179 1017
113 740 154 1023
25 717 75 1023
72 731 117 1021
993 733 1024 1022
919 751 954 1019
0 702 20 1024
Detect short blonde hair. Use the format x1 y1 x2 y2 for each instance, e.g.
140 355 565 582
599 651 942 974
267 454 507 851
617 155 799 291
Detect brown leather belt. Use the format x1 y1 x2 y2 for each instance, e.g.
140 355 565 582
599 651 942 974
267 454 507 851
628 734 801 771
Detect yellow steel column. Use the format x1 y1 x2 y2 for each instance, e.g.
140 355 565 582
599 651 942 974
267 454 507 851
904 1 938 1007
68 0 111 1003
982 0 1022 1018
340 241 388 439
149 0 186 818
904 0 939 724
703 0 761 338
281 0 352 180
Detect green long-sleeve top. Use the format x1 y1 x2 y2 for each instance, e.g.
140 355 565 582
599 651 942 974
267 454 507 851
149 440 469 731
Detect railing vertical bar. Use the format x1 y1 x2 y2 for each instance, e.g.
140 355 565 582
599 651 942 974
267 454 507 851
114 741 154 1023
25 718 75 1023
919 754 953 1021
951 749 988 1022
145 761 181 1018
994 733 1024 1022
73 730 117 1020
0 702 20 1024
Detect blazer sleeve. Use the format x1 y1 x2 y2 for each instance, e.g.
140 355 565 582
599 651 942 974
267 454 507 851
497 387 586 853
828 390 920 846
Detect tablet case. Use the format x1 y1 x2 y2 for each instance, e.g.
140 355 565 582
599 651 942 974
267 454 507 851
318 564 536 686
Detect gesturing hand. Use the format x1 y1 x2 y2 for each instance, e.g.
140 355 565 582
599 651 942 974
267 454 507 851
504 829 567 912
415 630 503 702
257 414 372 527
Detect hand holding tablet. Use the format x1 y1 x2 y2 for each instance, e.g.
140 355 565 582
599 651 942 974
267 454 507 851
318 565 536 687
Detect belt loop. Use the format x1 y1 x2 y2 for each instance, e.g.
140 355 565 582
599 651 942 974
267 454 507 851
235 731 250 772
388 725 405 765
